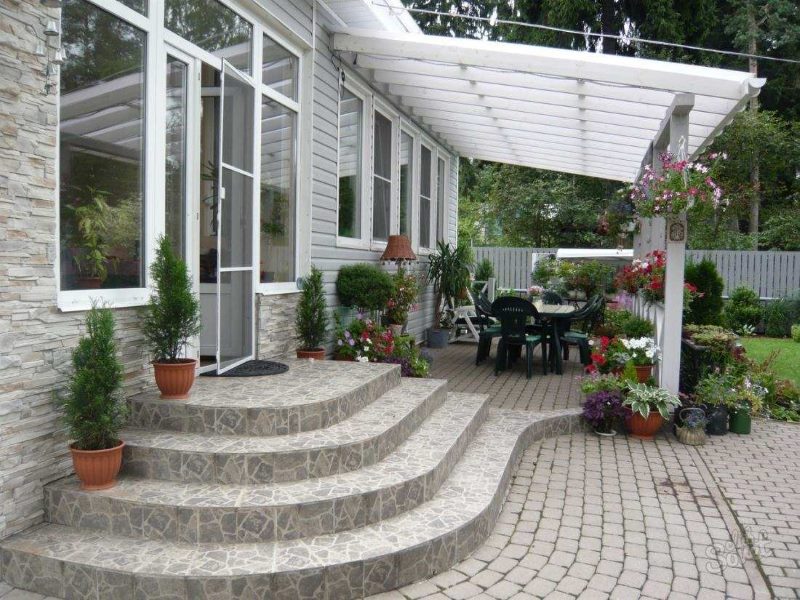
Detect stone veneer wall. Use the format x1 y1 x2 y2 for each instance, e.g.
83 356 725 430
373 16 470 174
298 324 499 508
256 293 299 359
0 0 153 540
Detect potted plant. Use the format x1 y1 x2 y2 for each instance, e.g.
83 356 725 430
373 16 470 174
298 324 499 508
295 265 329 360
729 377 766 435
675 407 707 446
619 337 660 383
695 371 735 435
426 241 473 348
142 236 201 399
64 188 111 289
582 389 626 436
333 316 394 363
336 263 394 317
62 306 128 490
385 270 418 337
623 382 680 440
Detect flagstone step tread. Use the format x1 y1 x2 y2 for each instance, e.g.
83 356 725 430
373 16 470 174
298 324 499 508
129 360 400 436
0 410 583 600
121 379 448 484
46 393 490 543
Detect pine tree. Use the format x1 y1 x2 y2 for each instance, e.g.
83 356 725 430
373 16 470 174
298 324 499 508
296 265 329 350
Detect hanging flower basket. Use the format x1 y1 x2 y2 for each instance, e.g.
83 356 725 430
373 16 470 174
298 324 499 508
630 152 727 219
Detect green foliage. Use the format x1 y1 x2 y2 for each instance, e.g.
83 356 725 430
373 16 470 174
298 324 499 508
764 298 797 337
63 306 127 451
336 264 394 311
64 187 112 281
760 211 800 251
596 308 634 337
296 265 328 350
684 260 724 325
580 373 625 396
792 325 800 343
386 270 419 325
427 241 473 327
624 382 681 420
570 261 614 298
621 315 655 339
531 256 559 286
474 258 494 283
723 287 763 333
141 236 201 362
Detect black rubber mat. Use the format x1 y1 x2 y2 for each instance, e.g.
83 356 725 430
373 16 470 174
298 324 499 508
201 360 289 377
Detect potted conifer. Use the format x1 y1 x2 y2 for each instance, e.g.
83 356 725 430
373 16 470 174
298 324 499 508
63 306 128 490
295 265 329 360
142 236 201 399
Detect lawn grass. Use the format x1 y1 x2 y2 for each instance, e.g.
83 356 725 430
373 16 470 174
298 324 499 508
740 336 800 386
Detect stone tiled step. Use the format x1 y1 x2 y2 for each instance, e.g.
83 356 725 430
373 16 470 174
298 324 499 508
45 393 491 544
0 409 583 600
128 360 400 436
121 378 448 484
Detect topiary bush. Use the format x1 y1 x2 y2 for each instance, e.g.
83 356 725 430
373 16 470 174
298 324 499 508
723 287 762 334
336 263 393 311
622 315 655 338
296 265 328 350
764 299 795 337
63 306 128 451
684 259 724 325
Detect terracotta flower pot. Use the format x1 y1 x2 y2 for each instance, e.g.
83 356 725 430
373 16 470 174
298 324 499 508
297 348 325 360
628 411 663 440
153 359 197 399
70 441 124 490
634 364 653 383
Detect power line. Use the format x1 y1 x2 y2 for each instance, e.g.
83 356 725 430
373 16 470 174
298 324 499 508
371 2 800 65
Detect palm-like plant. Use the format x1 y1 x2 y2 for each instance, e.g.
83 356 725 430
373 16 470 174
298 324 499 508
427 241 473 328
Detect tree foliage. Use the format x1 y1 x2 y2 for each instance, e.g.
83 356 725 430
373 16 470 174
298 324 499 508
296 265 329 350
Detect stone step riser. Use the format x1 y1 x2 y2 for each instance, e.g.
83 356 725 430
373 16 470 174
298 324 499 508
128 367 400 436
0 413 584 600
121 384 448 485
44 400 490 545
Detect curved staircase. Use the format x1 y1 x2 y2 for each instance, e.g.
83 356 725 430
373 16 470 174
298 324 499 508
0 359 582 599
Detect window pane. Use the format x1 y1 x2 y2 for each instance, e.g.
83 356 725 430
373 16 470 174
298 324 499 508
59 0 146 291
219 270 252 368
338 88 362 239
437 158 447 242
260 98 296 283
119 0 146 14
263 34 297 100
419 145 432 247
222 68 254 172
165 56 188 259
372 111 393 242
399 132 413 237
164 0 252 73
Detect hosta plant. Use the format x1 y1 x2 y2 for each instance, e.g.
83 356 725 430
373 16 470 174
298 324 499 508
624 382 681 420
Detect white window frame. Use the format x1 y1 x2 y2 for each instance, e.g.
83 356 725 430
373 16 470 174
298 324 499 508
370 99 399 251
56 0 310 309
417 137 436 254
436 151 451 244
398 123 418 246
335 74 372 250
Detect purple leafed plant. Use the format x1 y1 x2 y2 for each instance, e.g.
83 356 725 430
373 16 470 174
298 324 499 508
582 390 626 433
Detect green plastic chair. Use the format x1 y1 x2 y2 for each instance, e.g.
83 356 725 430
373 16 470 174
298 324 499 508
491 296 546 379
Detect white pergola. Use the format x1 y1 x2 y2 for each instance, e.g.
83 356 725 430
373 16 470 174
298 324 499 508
333 28 764 392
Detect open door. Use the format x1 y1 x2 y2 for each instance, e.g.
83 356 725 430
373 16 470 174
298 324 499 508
216 61 256 373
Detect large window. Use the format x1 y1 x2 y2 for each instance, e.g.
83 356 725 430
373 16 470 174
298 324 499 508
373 111 393 242
437 156 448 242
399 131 413 238
260 99 296 283
164 0 252 73
262 34 297 101
419 145 433 249
338 87 363 239
59 0 146 291
165 56 188 259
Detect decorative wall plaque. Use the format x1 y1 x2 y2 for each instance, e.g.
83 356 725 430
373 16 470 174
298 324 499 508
668 217 686 242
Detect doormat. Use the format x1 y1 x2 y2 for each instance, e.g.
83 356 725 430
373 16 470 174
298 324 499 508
201 360 289 377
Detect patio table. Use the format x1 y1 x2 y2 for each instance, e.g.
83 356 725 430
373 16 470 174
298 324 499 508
533 302 576 375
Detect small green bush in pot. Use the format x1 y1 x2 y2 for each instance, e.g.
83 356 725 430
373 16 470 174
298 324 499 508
141 236 201 399
336 263 394 312
63 305 128 489
621 315 655 338
426 241 473 347
295 265 329 359
623 382 680 440
723 287 762 334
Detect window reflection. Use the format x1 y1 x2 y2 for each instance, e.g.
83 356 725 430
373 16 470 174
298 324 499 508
400 131 413 237
373 112 392 242
59 0 146 290
164 0 252 73
260 98 296 283
165 56 187 259
262 34 297 100
338 88 362 239
420 145 432 248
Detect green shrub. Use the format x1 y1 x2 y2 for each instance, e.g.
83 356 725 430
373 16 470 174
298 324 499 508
622 315 655 338
764 299 795 337
569 260 614 299
532 256 559 286
336 263 394 311
142 236 201 362
792 324 800 343
596 308 633 337
684 259 724 325
296 265 328 350
474 258 494 283
723 287 762 334
63 306 128 451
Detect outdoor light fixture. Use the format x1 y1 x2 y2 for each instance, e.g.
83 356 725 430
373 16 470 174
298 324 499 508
44 20 60 36
34 42 46 57
51 48 64 65
380 235 417 272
